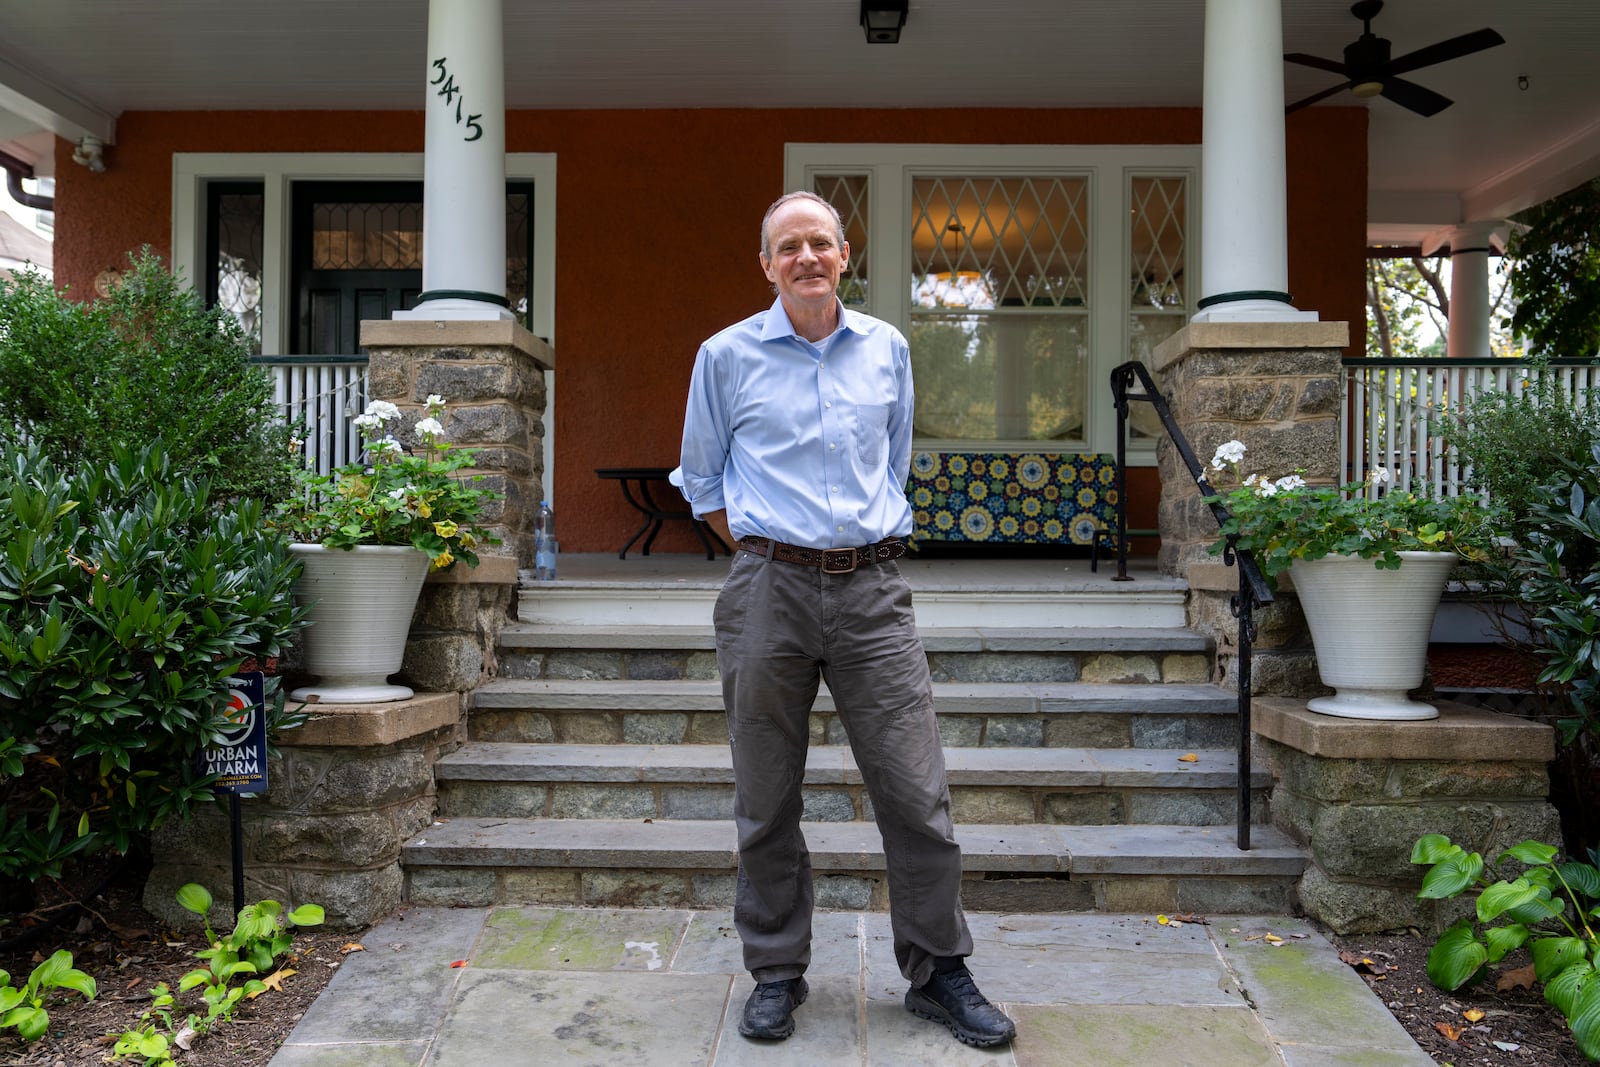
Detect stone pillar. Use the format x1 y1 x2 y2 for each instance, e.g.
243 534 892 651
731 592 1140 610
1256 698 1559 934
394 0 514 322
360 319 553 568
1195 0 1317 323
1151 321 1349 691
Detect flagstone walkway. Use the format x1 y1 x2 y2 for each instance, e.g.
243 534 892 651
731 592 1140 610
267 906 1432 1066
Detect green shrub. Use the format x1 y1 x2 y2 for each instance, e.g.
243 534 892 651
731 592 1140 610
0 249 294 506
0 443 303 886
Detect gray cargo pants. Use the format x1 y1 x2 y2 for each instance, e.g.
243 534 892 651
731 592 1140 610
713 549 973 988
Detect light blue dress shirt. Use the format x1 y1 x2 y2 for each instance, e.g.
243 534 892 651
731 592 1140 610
677 298 915 549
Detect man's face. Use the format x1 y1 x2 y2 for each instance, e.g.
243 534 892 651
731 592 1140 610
760 200 849 311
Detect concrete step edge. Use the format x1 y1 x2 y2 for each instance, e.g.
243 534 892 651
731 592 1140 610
435 742 1270 789
498 623 1212 654
471 679 1238 714
401 818 1306 876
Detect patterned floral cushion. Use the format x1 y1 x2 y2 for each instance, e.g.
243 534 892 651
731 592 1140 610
906 452 1119 547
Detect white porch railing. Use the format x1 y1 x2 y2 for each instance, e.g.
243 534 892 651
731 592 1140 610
251 355 369 476
1342 357 1600 498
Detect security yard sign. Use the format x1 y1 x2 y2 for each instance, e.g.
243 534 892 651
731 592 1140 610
202 671 269 795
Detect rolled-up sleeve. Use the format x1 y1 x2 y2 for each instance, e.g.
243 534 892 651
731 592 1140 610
678 344 730 517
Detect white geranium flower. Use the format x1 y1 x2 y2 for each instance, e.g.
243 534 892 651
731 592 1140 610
1370 467 1392 485
1275 474 1307 492
370 437 403 459
387 486 410 500
425 394 447 416
1255 480 1280 497
414 417 445 440
354 413 381 430
1211 440 1247 471
364 400 402 422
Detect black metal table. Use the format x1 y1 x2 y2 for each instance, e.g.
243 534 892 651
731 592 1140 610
594 467 731 560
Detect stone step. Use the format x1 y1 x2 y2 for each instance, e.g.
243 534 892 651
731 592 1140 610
433 742 1270 826
401 818 1306 914
518 581 1189 629
469 678 1240 750
496 623 1214 685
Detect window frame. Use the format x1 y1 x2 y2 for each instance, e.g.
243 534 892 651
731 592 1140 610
787 144 1199 462
172 152 557 353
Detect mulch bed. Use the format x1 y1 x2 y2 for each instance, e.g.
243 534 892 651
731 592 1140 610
1328 926 1589 1065
0 860 357 1067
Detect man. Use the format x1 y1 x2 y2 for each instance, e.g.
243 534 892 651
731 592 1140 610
675 190 1016 1048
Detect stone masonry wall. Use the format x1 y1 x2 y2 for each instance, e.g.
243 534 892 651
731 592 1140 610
1255 699 1560 935
145 695 462 931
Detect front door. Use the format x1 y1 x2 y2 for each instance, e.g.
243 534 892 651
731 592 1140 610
290 181 424 355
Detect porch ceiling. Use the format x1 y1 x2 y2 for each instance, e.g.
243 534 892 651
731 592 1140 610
0 0 1597 234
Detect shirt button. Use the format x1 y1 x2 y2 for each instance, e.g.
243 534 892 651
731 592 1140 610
837 525 844 532
831 486 839 493
825 401 832 408
829 443 836 450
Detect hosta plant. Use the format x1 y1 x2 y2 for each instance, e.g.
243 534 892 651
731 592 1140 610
0 949 97 1041
1411 833 1600 1059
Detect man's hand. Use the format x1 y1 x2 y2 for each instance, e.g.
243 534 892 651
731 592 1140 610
704 509 735 549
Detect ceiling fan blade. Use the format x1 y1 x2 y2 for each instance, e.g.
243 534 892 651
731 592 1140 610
1285 52 1351 76
1380 76 1454 117
1386 28 1505 77
1286 81 1353 114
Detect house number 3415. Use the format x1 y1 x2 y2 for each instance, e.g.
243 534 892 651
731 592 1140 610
430 57 484 142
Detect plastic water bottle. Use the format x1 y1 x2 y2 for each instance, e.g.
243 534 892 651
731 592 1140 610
534 500 557 581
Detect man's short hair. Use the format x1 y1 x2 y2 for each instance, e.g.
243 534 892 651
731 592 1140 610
760 191 846 259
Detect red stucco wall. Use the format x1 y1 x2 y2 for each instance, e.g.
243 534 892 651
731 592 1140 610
51 106 1366 554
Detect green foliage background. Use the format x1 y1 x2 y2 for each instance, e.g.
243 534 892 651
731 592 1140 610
0 249 293 504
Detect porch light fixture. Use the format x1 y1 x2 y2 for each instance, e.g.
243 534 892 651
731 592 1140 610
861 0 908 44
72 136 106 173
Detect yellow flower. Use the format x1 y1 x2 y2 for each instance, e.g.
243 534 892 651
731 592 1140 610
431 548 454 570
434 520 459 538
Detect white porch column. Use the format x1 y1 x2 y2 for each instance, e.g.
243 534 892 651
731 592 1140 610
395 0 513 322
1193 0 1317 323
1439 221 1505 359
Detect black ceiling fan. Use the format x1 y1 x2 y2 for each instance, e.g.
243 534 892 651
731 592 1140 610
1285 0 1504 117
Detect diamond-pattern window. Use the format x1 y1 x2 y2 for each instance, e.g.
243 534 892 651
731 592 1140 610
311 200 423 270
910 177 1089 309
1127 175 1189 439
1129 177 1186 309
908 176 1090 444
813 174 869 307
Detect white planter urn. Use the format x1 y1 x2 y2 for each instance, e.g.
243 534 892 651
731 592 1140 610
288 544 431 704
1289 550 1456 721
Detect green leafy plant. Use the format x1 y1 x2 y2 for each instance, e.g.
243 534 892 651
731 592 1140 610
0 249 295 506
111 984 177 1066
173 882 324 1031
1204 440 1502 580
0 949 97 1041
0 443 305 887
273 395 501 570
1411 833 1600 1059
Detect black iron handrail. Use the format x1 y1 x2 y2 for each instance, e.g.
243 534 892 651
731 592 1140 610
1109 361 1273 851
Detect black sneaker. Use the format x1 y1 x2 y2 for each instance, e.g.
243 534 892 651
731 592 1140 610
739 977 809 1040
905 964 1016 1048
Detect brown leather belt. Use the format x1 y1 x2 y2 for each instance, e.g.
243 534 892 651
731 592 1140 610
739 535 907 574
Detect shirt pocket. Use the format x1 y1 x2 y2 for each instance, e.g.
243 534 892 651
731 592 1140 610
855 403 889 468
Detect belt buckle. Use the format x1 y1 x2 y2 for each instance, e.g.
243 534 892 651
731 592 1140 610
821 549 858 574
